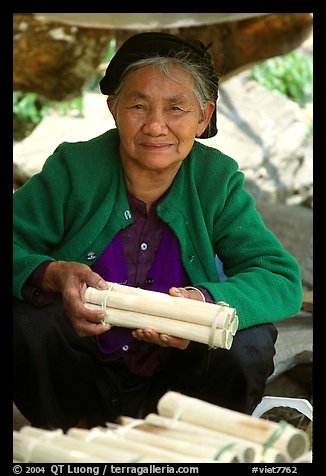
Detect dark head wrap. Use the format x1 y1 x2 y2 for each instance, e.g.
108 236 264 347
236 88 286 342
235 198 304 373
99 32 219 138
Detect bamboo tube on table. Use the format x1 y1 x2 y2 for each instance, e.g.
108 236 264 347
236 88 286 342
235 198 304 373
85 302 233 349
19 426 153 463
142 414 288 463
109 421 240 463
84 285 237 330
13 431 106 463
118 415 287 463
252 448 289 463
67 427 216 463
293 450 312 463
156 392 310 461
115 416 248 463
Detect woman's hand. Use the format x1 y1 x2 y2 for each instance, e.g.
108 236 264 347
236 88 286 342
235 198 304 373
42 260 111 336
131 286 204 350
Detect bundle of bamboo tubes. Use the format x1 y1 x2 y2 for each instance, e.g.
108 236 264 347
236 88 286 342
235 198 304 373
13 391 311 463
83 281 238 349
153 392 311 462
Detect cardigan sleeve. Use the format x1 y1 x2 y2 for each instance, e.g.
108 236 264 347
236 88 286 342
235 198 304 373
21 261 60 306
13 146 71 299
197 166 303 329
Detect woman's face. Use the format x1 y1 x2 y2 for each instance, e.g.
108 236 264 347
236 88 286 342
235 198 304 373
110 65 214 174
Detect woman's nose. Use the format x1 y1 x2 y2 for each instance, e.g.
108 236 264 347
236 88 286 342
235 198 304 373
142 110 168 136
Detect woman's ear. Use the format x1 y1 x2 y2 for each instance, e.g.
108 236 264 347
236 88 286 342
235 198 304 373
107 96 118 125
196 101 215 138
107 96 115 116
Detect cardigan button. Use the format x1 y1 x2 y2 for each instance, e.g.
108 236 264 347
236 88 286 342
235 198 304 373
86 251 97 261
124 210 132 220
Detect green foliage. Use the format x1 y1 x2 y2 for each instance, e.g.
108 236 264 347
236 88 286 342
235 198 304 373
13 92 84 122
249 49 313 108
13 92 85 140
54 96 84 117
13 92 51 125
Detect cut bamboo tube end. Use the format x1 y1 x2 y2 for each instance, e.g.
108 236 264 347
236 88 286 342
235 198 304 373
230 316 238 335
293 450 312 463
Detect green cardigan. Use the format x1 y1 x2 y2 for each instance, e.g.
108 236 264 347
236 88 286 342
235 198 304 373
13 128 302 329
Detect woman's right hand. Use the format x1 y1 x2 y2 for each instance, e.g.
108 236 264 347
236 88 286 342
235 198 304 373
42 260 111 336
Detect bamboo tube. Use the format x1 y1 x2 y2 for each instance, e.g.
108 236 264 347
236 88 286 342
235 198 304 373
156 392 310 461
252 448 289 464
84 285 236 330
85 302 233 349
109 421 240 463
13 431 106 463
94 281 237 320
144 414 288 463
67 427 215 463
226 315 238 335
117 416 252 462
19 426 152 463
293 450 312 463
118 415 287 463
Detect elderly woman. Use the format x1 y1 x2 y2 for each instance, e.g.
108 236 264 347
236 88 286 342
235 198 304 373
13 32 302 431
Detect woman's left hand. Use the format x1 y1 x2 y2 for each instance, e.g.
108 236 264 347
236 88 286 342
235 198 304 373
131 286 204 350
